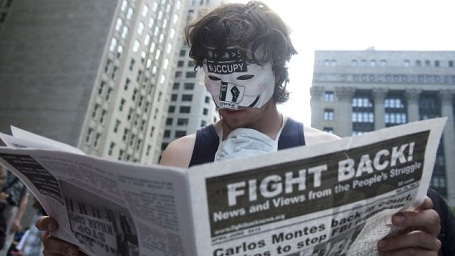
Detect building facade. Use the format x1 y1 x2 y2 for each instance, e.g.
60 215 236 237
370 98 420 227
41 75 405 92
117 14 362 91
0 0 189 165
310 50 455 206
161 0 220 153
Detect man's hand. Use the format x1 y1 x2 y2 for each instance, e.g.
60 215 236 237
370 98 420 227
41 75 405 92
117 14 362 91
377 196 441 255
36 216 84 256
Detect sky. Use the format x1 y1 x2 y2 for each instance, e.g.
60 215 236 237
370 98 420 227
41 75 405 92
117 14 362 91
229 0 455 125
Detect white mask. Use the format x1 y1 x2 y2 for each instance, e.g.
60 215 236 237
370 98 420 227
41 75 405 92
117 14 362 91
214 117 287 162
214 128 278 162
202 47 275 110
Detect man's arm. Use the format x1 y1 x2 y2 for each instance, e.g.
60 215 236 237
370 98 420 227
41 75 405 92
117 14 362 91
11 194 28 232
159 134 196 168
36 134 198 256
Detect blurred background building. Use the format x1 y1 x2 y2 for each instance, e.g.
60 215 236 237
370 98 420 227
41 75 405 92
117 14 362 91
161 0 219 154
0 0 221 229
310 49 455 206
0 0 221 165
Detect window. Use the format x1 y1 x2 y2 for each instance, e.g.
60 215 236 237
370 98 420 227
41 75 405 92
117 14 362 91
184 83 194 90
168 106 175 113
181 94 193 101
179 50 186 56
175 71 182 78
121 26 128 39
98 81 105 95
205 96 210 103
203 108 208 115
115 18 123 31
92 104 99 118
108 142 115 156
177 60 184 67
132 40 140 52
384 98 404 108
93 133 101 147
126 7 133 20
166 118 173 125
85 128 93 143
129 59 135 71
323 109 334 120
164 130 171 138
142 4 149 17
171 94 178 101
173 83 180 90
323 127 334 134
175 130 186 138
352 94 374 132
111 66 118 80
186 71 196 78
119 98 125 111
109 38 117 52
100 110 107 124
177 118 189 125
114 120 120 133
104 59 111 73
324 91 334 102
180 106 191 113
352 97 373 107
352 112 374 123
124 78 130 90
117 45 123 59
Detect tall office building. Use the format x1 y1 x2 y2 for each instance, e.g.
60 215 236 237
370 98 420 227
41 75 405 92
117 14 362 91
0 0 188 164
161 0 220 152
310 49 455 206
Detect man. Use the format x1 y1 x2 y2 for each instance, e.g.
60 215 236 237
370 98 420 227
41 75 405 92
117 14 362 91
37 1 452 255
0 164 29 255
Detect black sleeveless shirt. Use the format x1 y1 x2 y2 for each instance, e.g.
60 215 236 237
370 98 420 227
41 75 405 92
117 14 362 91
189 117 305 167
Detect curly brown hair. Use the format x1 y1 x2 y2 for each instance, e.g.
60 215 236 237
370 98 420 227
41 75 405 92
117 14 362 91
185 1 297 103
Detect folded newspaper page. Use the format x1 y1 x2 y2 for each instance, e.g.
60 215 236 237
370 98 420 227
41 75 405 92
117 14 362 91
0 118 447 256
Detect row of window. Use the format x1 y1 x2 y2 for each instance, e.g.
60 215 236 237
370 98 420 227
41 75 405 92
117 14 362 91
323 58 455 68
324 92 407 108
324 110 408 124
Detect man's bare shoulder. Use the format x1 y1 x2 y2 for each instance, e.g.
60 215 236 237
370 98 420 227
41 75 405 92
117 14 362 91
159 133 196 168
304 126 341 145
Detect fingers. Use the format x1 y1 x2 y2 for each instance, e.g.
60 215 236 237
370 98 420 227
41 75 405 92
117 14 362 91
36 216 58 232
41 231 80 256
37 216 82 256
417 197 433 210
378 230 441 255
391 206 440 237
377 196 441 255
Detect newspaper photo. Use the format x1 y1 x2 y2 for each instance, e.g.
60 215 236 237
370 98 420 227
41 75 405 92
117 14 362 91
0 117 447 256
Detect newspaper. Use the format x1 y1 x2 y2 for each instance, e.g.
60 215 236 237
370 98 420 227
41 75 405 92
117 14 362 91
0 118 446 256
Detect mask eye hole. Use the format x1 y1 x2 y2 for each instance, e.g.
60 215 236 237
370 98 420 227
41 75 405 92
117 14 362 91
208 75 221 81
237 74 254 80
